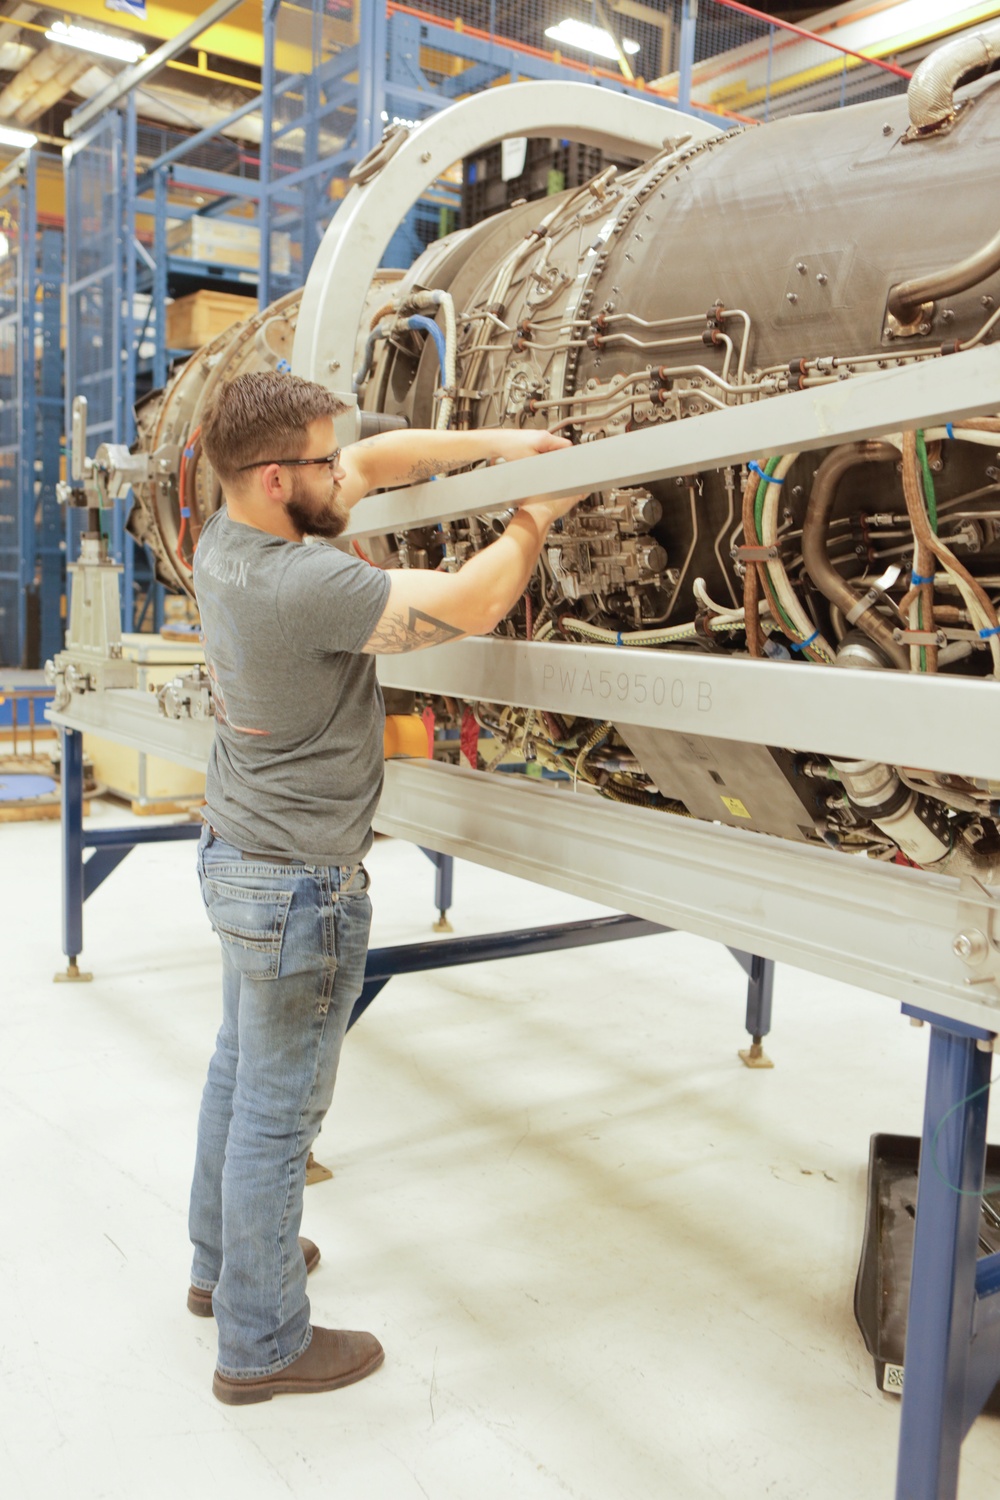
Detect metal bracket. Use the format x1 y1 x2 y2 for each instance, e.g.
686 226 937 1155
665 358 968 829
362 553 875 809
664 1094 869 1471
884 300 935 340
893 628 949 647
735 544 778 562
953 876 1000 1001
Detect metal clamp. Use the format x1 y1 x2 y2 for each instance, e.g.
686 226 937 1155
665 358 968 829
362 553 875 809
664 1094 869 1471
892 628 948 647
735 544 779 562
157 667 214 722
846 564 901 625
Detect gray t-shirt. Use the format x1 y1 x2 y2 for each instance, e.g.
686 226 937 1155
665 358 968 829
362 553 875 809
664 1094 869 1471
193 508 391 864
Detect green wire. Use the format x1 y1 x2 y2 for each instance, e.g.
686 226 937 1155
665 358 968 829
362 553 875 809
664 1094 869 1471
917 598 925 673
915 429 939 535
930 1069 999 1198
915 430 938 671
752 455 817 654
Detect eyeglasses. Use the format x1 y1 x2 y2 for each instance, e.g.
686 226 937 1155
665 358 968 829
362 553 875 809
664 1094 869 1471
237 448 342 473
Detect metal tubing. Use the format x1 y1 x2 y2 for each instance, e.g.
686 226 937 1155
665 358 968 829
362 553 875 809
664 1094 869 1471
342 344 1000 540
890 221 1000 326
895 1008 994 1500
800 441 909 669
293 81 713 390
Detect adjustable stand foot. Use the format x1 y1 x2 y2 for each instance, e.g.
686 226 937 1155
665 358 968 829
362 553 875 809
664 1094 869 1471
738 1036 774 1069
305 1151 333 1185
54 957 92 983
433 911 454 933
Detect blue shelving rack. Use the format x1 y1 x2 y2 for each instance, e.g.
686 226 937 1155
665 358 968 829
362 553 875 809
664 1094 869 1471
0 149 63 669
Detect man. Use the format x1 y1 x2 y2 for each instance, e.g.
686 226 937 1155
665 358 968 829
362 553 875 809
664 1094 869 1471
187 370 583 1406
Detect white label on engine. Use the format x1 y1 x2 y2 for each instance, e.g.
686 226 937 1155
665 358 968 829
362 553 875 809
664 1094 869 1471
540 661 713 715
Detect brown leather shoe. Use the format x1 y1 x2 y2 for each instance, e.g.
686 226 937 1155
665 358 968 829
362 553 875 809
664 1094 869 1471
186 1237 321 1317
212 1326 384 1405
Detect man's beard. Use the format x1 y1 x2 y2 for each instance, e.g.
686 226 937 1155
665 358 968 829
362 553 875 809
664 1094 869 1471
285 473 349 541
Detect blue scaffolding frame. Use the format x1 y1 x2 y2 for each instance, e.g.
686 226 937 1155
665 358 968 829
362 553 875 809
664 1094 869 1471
0 149 63 669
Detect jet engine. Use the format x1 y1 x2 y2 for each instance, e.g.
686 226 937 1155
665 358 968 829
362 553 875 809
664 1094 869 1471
125 27 1000 875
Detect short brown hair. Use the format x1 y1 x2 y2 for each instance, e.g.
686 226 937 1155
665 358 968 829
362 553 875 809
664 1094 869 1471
201 372 347 485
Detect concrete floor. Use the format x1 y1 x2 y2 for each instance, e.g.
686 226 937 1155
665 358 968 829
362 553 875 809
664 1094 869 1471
3 796 1000 1500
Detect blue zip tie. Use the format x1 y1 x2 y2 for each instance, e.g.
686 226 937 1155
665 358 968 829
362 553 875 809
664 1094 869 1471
180 507 190 518
980 625 1000 639
616 631 623 647
276 358 291 373
748 460 784 485
790 629 819 653
183 445 196 460
911 571 934 585
946 423 954 439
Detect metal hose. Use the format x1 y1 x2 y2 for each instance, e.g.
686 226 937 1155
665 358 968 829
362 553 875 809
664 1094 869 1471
887 23 1000 323
907 21 1000 132
888 221 1000 324
800 442 909 670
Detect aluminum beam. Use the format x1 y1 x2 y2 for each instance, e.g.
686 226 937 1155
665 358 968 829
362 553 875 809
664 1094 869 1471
47 690 214 771
293 81 717 394
45 689 1000 1028
375 637 1000 780
374 758 1000 1031
341 343 1000 539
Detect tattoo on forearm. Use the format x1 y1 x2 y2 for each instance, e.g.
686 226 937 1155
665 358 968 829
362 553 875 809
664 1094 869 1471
406 457 454 483
368 606 465 654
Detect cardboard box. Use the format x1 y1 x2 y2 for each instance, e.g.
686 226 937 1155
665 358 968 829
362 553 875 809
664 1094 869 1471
165 289 257 350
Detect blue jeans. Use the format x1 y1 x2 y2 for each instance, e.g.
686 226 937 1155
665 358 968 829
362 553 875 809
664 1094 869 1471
189 825 373 1378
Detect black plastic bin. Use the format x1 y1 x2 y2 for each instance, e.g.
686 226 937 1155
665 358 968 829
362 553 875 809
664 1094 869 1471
854 1132 1000 1413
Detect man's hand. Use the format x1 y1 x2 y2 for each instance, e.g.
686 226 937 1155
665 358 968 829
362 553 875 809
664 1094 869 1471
342 425 575 502
488 429 573 464
517 492 589 532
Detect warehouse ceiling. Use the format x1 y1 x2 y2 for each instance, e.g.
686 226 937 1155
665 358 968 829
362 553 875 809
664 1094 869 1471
0 0 263 147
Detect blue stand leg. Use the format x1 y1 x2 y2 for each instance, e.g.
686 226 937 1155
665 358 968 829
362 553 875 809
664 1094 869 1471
56 728 92 982
420 847 455 931
728 949 775 1067
895 1005 1000 1500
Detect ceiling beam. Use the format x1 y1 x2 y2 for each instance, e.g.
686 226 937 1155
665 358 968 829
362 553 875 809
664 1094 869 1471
64 0 246 137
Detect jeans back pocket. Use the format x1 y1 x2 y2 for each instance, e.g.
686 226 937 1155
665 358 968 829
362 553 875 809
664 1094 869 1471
202 876 293 979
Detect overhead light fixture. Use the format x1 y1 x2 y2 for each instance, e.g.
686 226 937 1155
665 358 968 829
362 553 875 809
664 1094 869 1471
0 125 37 150
44 21 146 64
544 19 640 61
